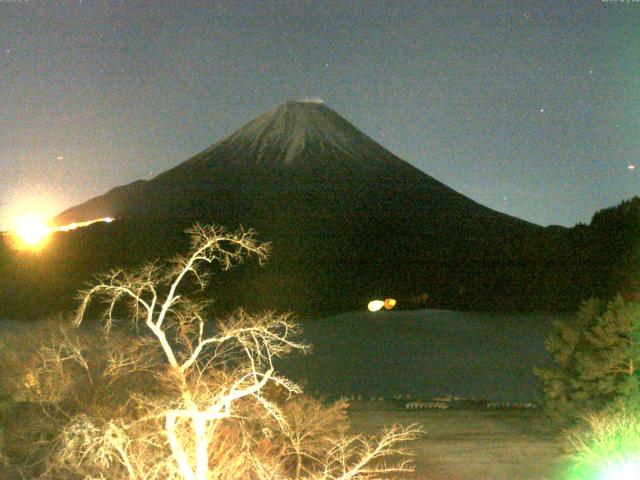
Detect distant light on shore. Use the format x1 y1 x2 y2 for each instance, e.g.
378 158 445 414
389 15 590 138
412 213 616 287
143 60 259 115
367 298 397 312
367 300 385 312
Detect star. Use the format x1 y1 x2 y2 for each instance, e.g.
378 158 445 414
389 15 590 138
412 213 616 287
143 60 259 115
539 108 544 113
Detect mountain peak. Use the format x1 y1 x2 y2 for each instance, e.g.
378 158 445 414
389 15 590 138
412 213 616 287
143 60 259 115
247 99 348 135
180 100 402 171
280 98 325 108
277 98 327 112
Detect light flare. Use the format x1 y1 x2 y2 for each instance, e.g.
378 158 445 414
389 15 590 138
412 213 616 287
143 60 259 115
14 215 52 248
598 459 640 480
56 217 114 232
5 216 115 251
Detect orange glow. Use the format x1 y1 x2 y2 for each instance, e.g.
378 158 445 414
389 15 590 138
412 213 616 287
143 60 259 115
13 214 52 250
6 215 115 251
384 298 397 310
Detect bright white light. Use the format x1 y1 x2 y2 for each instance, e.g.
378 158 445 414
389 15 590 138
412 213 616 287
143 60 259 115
56 217 115 232
599 459 640 480
368 300 385 312
14 215 51 248
6 214 116 250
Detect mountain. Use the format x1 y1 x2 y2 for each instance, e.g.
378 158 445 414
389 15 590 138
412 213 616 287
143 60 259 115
56 101 531 227
1 101 573 319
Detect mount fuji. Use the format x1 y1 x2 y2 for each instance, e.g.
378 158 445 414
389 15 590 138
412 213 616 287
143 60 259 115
3 101 560 318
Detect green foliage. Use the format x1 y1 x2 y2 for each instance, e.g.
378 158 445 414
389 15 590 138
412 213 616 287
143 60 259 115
536 296 640 426
563 407 640 480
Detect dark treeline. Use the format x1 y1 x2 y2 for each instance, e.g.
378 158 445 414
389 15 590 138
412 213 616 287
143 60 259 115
472 196 640 312
0 197 638 321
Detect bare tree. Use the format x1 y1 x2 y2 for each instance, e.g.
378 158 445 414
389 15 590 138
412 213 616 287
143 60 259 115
6 223 420 480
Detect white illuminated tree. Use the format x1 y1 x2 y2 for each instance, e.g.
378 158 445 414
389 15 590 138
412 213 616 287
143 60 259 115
33 223 421 480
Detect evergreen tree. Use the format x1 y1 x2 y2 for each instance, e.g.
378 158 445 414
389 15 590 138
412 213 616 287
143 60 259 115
536 296 640 426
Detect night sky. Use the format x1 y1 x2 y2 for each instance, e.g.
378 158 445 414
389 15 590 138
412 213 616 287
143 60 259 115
1 0 638 229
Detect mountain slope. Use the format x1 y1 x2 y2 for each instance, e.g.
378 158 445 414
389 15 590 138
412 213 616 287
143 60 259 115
56 101 532 230
3 101 561 319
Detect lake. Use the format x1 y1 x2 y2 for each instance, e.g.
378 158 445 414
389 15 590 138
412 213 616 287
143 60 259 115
279 309 563 402
0 308 564 402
